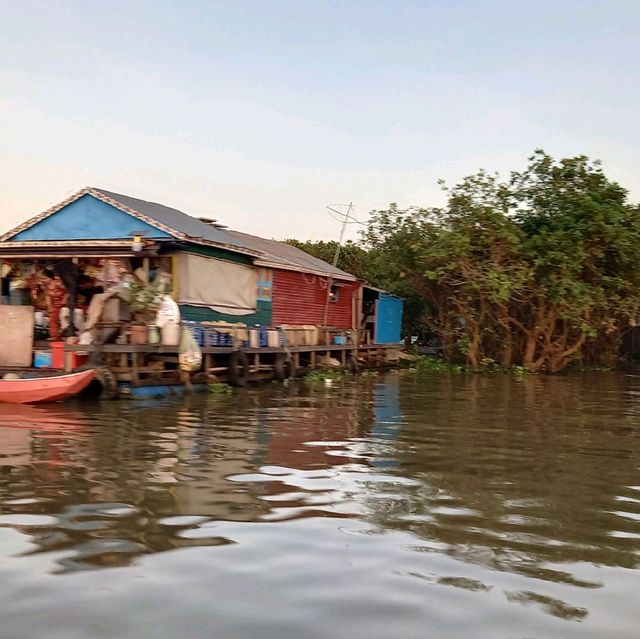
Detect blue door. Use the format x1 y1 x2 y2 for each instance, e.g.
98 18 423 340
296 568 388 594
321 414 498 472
374 294 403 344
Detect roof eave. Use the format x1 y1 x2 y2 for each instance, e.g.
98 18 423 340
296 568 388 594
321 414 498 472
253 258 357 281
180 237 265 259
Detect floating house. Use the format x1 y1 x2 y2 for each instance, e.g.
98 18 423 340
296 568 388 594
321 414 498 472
0 187 403 392
0 187 402 337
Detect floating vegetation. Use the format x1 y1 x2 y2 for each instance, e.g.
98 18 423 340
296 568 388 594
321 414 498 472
409 355 536 378
303 368 345 384
412 356 467 374
208 383 234 395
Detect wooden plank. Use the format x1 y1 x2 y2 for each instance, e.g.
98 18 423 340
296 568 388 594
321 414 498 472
288 345 353 353
130 352 140 386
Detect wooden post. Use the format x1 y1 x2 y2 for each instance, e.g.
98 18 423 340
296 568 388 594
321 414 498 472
131 351 140 386
357 287 364 345
64 339 72 372
171 254 179 301
372 299 379 345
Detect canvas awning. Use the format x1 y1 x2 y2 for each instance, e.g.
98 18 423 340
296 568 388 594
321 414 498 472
175 252 257 315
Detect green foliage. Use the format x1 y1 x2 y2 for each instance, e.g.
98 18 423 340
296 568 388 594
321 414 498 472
411 356 533 378
413 356 466 374
303 368 345 384
209 383 233 395
127 279 163 321
510 366 529 380
363 151 640 372
284 239 372 281
208 382 233 395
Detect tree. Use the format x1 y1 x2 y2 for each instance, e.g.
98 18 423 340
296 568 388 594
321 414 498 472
363 151 640 371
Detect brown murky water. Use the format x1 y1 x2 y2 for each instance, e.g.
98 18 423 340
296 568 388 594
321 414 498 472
0 371 639 639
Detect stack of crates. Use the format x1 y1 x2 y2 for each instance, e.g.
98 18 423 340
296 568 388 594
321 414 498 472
183 321 287 350
203 327 234 347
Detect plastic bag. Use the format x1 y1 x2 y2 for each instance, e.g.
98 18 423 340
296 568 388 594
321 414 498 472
155 294 181 328
179 327 202 372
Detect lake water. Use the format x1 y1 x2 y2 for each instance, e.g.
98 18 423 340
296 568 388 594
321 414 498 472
0 371 639 639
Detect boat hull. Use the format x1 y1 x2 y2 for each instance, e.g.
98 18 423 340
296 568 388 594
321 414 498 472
0 369 96 404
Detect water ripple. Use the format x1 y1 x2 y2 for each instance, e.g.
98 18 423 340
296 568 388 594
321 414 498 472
0 373 638 638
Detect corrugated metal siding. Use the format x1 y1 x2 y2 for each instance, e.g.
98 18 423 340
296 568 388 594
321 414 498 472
272 270 359 328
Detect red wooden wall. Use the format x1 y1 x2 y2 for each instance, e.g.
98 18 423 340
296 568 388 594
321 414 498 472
272 269 360 328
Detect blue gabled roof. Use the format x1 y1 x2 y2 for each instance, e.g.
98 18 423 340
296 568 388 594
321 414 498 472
0 187 264 257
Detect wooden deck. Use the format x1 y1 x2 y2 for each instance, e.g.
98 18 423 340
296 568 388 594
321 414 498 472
57 341 400 390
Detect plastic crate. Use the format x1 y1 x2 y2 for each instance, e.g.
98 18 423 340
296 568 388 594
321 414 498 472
203 327 234 348
203 327 219 347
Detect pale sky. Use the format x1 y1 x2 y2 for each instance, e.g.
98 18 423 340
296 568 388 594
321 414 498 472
1 0 639 242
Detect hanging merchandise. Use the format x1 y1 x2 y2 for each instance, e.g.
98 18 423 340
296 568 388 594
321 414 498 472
155 295 181 327
179 327 202 372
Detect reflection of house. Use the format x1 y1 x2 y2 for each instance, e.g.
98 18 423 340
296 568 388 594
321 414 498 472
0 187 401 339
0 427 31 466
265 406 361 470
172 421 264 521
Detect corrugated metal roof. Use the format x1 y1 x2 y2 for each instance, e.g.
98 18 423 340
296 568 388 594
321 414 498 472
94 190 356 279
226 230 356 280
90 188 264 255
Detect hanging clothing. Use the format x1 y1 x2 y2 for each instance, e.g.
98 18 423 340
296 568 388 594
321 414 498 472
46 279 67 341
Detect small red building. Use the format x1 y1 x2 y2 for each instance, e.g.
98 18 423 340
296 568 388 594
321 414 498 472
271 270 360 328
227 231 360 329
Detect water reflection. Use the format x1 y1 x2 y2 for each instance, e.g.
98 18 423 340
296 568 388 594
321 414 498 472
0 372 639 637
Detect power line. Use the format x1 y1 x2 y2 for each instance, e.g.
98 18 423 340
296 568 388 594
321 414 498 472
326 204 367 226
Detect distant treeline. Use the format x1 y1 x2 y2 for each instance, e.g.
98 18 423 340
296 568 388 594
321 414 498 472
288 151 640 371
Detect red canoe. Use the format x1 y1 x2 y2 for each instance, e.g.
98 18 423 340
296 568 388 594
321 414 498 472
0 369 96 404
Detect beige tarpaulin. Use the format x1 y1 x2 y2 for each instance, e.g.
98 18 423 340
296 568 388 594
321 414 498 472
175 252 257 315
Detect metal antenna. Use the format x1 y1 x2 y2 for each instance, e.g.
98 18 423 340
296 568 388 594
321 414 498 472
322 202 354 336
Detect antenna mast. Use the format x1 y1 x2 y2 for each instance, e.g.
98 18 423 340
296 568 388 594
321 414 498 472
322 202 354 337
